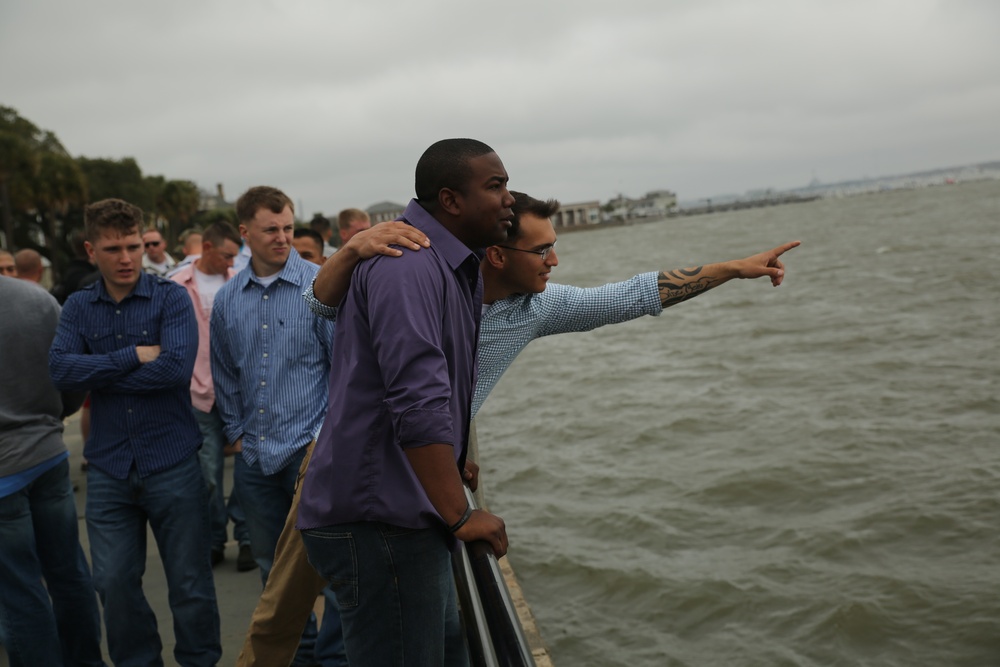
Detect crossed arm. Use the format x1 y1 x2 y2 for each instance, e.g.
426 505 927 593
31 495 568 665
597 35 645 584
49 290 197 393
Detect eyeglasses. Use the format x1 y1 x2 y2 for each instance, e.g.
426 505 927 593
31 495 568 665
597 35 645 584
497 241 556 261
144 241 162 248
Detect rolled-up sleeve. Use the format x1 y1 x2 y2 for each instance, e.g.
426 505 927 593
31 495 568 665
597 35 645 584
365 257 458 449
303 281 339 321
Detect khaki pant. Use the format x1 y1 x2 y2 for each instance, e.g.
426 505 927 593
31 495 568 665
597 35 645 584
236 442 326 667
236 421 482 666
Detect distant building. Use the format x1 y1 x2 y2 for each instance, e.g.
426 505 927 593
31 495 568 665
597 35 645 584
199 183 230 211
602 190 677 221
552 201 601 228
605 194 636 221
630 189 677 218
366 201 406 223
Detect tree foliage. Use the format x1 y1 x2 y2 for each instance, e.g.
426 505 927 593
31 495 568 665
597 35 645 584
195 206 238 227
0 106 87 258
77 157 157 210
156 179 201 248
0 105 218 281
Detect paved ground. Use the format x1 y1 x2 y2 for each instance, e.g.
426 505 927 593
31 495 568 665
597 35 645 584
0 417 552 667
0 414 266 667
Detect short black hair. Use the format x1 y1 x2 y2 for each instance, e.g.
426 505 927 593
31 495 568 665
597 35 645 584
507 191 560 241
309 214 331 233
414 138 495 206
294 227 325 249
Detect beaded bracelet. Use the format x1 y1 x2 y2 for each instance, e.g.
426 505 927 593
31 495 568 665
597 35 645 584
449 502 474 533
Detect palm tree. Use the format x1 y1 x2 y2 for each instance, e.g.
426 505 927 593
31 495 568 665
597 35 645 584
0 108 41 249
157 179 201 250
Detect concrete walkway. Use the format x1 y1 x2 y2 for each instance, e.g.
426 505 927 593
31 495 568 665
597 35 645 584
1 416 552 667
0 414 264 667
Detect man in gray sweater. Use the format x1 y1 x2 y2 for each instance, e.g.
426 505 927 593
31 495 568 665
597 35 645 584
0 276 105 666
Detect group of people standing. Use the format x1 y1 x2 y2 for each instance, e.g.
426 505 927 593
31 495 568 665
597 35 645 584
0 247 49 283
0 137 798 667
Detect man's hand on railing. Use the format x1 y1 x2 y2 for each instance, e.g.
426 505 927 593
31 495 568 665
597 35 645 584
456 510 508 558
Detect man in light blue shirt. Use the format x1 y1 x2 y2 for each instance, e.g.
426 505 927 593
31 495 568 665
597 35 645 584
209 186 341 667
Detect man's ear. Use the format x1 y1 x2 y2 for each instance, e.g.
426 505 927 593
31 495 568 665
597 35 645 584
84 241 95 262
439 188 462 217
484 245 505 269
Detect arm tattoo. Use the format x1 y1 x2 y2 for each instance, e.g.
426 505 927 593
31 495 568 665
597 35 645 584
657 267 719 308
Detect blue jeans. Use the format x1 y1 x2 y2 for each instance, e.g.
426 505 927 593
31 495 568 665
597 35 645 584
302 521 469 667
87 453 220 667
234 448 346 667
0 458 105 667
193 407 249 551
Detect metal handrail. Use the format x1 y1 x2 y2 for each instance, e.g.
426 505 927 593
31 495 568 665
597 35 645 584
453 486 536 667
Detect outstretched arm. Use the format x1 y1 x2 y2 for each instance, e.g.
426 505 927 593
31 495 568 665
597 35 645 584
312 221 429 307
657 240 800 308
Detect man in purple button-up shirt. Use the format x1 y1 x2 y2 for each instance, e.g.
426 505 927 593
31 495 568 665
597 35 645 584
298 139 512 665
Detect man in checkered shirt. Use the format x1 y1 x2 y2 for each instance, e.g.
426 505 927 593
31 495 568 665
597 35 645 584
234 189 798 666
471 191 799 415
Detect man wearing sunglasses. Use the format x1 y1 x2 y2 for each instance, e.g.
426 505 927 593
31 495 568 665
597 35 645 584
141 228 177 277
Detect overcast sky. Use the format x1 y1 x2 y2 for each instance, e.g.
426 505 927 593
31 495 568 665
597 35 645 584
3 0 998 215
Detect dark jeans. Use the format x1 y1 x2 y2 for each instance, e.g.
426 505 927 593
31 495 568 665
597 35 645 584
87 454 220 667
302 521 469 667
193 406 249 551
0 458 105 666
234 448 345 666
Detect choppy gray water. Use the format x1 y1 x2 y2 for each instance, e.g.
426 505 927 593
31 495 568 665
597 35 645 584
475 179 1000 666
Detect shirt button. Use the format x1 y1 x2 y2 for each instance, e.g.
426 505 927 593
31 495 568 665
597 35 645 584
116 334 122 339
260 381 266 386
142 330 147 335
259 436 265 441
263 295 269 300
263 353 269 358
259 408 265 414
262 324 268 329
127 409 133 414
116 310 121 315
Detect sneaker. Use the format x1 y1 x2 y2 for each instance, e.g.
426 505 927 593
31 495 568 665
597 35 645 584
211 548 225 568
237 544 258 572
